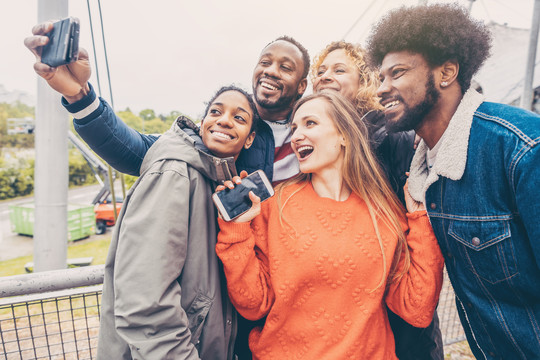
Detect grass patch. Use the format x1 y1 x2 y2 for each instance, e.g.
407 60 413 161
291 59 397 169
0 237 111 277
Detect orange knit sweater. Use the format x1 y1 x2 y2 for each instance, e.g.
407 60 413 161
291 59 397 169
216 182 444 359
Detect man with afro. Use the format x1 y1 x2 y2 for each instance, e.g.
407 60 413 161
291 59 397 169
367 3 540 359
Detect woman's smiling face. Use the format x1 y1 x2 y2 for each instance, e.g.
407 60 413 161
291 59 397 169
200 90 256 160
290 97 345 176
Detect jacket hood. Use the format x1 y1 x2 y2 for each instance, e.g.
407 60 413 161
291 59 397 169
140 116 238 183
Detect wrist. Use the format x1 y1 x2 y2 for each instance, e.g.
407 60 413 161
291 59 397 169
64 83 90 104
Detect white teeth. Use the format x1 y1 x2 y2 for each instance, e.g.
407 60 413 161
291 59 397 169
297 145 313 152
384 100 400 109
261 82 278 91
212 131 233 140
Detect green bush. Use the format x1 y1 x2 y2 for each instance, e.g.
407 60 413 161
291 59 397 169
0 158 34 199
0 151 100 200
68 149 98 187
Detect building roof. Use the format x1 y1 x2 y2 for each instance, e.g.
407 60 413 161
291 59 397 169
474 22 540 105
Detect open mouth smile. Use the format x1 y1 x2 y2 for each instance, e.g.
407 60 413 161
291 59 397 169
259 79 281 92
210 130 234 140
383 100 400 110
296 145 314 159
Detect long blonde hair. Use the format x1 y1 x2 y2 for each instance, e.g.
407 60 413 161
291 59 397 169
311 41 383 115
278 91 410 291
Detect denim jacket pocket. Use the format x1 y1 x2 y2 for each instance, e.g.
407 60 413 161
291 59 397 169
186 292 213 347
448 219 518 284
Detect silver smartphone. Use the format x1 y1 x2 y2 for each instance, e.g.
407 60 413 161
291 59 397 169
212 170 274 221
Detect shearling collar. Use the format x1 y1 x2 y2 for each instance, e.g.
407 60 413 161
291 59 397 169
408 89 485 203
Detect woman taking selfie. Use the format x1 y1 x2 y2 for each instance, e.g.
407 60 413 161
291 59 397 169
215 90 444 359
97 85 258 360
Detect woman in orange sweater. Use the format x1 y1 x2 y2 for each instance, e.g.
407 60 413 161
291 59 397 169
215 90 444 359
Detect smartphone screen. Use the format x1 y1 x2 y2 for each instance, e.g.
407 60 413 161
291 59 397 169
214 171 274 220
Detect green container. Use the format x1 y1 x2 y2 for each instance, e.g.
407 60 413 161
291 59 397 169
9 202 95 241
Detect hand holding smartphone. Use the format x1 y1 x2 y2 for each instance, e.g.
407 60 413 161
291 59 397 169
213 170 274 222
41 17 80 67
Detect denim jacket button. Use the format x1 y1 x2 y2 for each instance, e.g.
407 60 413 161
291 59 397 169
472 237 481 246
430 203 437 210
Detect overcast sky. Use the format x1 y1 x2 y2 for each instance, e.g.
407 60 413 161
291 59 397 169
1 0 534 119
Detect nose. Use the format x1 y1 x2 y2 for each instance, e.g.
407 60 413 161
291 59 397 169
377 77 390 98
290 127 304 143
263 62 279 78
216 114 234 127
320 69 332 83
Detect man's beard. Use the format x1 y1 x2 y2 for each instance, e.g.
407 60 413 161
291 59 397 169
253 88 298 111
386 73 440 133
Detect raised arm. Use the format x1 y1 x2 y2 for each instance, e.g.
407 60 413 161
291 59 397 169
63 84 158 175
25 20 158 176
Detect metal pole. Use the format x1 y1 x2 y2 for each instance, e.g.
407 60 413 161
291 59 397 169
521 0 540 110
468 0 476 13
35 0 69 271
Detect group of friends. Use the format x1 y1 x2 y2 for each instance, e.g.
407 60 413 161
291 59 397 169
24 3 540 360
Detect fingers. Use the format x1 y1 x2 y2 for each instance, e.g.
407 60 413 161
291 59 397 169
33 61 56 80
215 184 226 192
77 48 89 61
66 53 92 85
31 22 54 36
248 191 261 204
239 170 248 179
222 180 235 189
223 176 243 189
24 35 49 59
233 191 261 223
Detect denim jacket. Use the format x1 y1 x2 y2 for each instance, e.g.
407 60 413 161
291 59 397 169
408 89 540 360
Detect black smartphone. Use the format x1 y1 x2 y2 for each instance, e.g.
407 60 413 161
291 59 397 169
41 17 80 67
212 170 275 221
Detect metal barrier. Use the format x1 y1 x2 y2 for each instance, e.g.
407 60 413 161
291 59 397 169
0 266 103 360
0 265 465 359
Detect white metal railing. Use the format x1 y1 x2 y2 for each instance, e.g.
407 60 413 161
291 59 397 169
0 266 465 359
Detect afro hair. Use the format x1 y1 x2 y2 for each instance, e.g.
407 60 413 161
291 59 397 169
366 3 492 93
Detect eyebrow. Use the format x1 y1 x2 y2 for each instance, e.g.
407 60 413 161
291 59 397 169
236 107 251 118
260 53 296 67
293 114 318 124
212 102 251 118
381 63 406 73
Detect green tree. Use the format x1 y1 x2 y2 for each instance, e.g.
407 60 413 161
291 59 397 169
139 109 156 122
117 109 143 132
0 102 35 148
143 117 170 134
68 149 98 186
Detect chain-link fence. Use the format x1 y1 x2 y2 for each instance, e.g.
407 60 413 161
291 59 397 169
0 266 465 359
